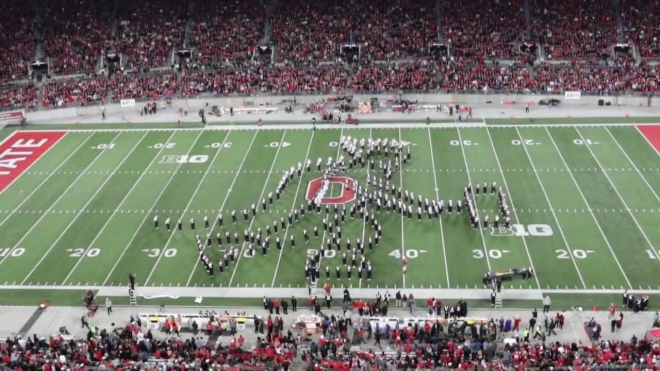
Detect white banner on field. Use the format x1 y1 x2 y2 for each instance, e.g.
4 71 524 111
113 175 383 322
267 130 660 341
564 91 581 100
120 99 136 107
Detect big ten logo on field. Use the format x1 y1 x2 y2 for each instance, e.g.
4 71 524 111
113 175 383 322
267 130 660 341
159 155 209 164
306 176 357 205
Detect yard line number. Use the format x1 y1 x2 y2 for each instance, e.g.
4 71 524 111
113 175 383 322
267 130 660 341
573 139 599 145
473 249 510 259
511 139 540 146
142 248 177 258
645 250 660 260
94 143 115 150
266 142 291 148
210 142 232 148
152 142 176 149
556 249 593 259
0 247 24 258
388 249 427 259
450 140 478 146
67 248 100 258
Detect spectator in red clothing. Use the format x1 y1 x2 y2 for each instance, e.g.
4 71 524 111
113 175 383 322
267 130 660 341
273 298 281 315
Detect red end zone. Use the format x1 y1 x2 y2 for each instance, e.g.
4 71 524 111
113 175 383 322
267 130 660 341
637 125 660 154
0 131 67 192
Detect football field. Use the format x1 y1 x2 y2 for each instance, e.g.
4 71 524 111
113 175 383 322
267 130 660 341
1 122 660 303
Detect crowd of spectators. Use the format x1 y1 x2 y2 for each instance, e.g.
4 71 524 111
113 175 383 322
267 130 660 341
269 0 353 65
625 66 660 94
0 0 35 82
114 0 188 68
110 71 178 101
441 0 525 60
3 0 660 111
0 84 38 112
0 320 296 370
270 0 438 65
529 0 619 60
352 61 440 92
10 61 660 110
41 0 112 75
620 0 660 62
180 65 350 97
350 0 437 61
298 332 660 369
41 77 108 108
189 0 266 68
436 62 644 94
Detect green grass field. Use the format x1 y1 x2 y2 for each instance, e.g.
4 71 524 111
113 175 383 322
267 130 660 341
1 122 660 305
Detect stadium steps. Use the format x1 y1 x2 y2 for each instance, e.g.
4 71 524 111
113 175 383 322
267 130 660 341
182 1 196 47
632 44 642 66
523 0 530 22
36 84 45 111
612 0 624 31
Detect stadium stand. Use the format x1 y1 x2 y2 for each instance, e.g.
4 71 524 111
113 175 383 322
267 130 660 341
2 0 660 113
441 0 525 60
180 65 350 97
110 71 178 102
41 0 112 76
269 0 352 65
0 0 35 82
114 0 189 68
351 0 438 61
528 0 618 60
0 84 38 112
619 0 660 62
352 61 440 92
188 0 267 67
41 77 108 108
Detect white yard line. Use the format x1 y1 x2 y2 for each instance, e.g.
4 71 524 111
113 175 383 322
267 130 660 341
63 131 175 284
100 130 204 286
514 127 586 288
0 132 119 267
271 130 316 286
357 128 371 289
606 127 660 203
14 166 660 177
574 127 660 261
21 121 652 134
0 131 70 197
427 127 450 288
306 128 344 289
228 130 288 287
21 132 132 283
398 128 407 288
143 130 233 285
545 127 633 287
483 125 541 288
0 133 91 227
456 128 492 271
184 130 259 286
6 284 660 296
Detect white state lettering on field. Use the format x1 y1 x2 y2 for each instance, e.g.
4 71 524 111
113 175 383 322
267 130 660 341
0 147 32 173
12 139 48 148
